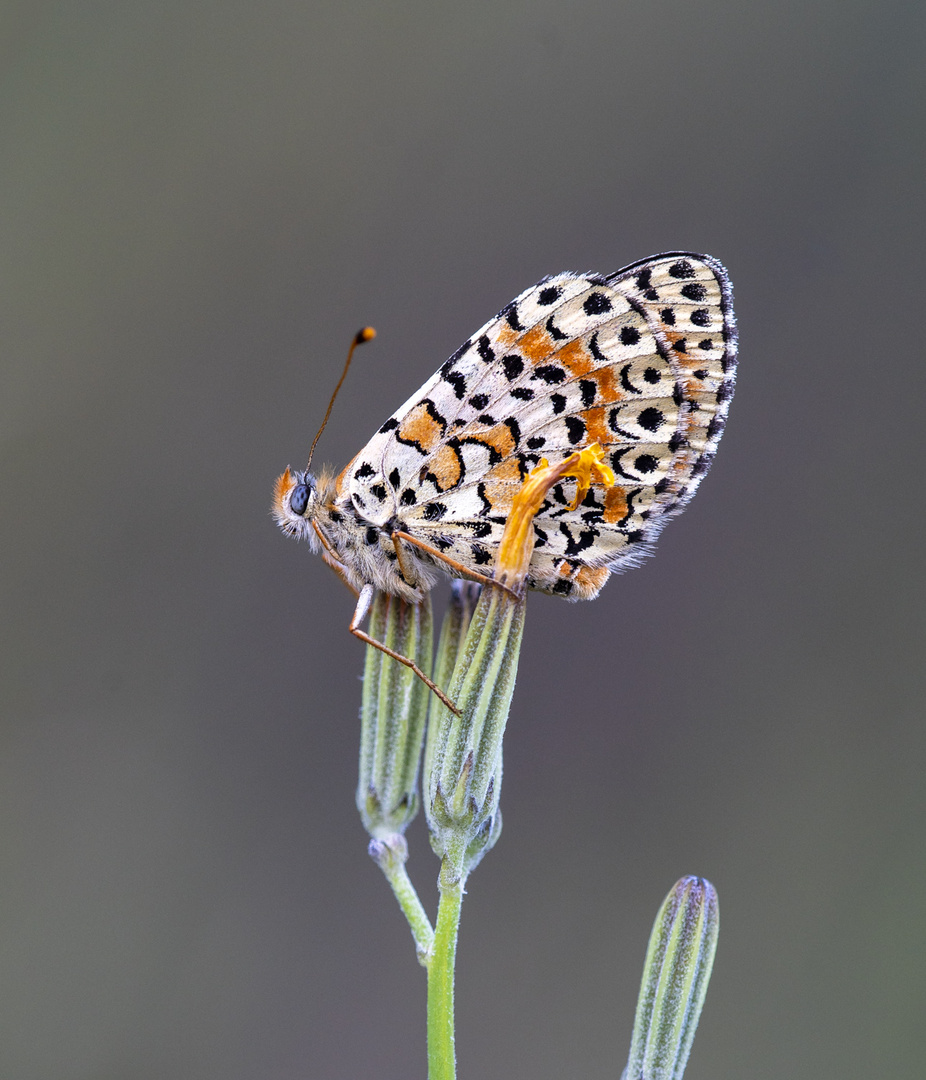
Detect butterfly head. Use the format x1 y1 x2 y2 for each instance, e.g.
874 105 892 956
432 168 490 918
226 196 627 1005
272 467 321 544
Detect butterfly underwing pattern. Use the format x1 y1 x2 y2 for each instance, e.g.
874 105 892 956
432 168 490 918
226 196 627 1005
273 252 737 604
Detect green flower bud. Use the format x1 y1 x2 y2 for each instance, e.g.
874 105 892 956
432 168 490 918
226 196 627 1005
425 582 524 876
623 876 719 1080
357 590 433 839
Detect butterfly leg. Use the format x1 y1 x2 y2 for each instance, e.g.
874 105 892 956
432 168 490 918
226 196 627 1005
390 531 520 599
309 521 361 597
349 583 461 716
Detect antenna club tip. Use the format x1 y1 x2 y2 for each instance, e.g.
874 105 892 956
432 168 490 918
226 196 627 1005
356 326 376 344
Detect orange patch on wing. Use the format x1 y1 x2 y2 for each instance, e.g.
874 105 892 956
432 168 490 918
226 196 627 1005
398 402 445 452
486 458 523 484
496 323 519 348
555 339 593 377
518 325 553 364
590 365 621 403
602 485 629 524
474 422 517 458
481 458 523 518
581 408 610 446
428 443 463 491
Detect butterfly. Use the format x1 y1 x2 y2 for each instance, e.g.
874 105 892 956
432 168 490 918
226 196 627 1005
273 253 737 706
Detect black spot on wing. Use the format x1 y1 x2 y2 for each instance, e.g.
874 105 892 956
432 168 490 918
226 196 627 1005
607 409 637 439
477 335 495 362
706 416 725 441
538 285 562 305
583 292 612 316
503 354 524 380
505 417 521 448
502 303 524 331
681 283 707 301
533 365 566 384
588 332 607 362
716 380 734 403
638 407 665 432
620 364 642 395
609 447 636 480
668 259 695 279
443 370 466 398
565 416 586 445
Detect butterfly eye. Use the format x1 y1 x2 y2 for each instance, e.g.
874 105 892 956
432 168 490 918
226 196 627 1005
290 484 310 516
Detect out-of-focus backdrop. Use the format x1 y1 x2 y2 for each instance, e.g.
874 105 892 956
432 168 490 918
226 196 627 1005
3 2 924 1078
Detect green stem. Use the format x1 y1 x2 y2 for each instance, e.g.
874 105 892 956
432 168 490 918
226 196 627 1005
378 855 434 963
427 856 466 1080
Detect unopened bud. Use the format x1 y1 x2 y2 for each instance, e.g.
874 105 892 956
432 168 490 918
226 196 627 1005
425 581 522 874
623 876 719 1080
357 591 433 838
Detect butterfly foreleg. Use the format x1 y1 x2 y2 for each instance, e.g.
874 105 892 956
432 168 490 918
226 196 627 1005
390 531 520 599
311 520 360 597
349 583 461 716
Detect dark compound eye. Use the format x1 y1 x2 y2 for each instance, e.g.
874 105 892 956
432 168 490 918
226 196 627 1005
290 484 310 516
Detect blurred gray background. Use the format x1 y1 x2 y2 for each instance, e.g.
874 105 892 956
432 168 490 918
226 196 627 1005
2 1 924 1078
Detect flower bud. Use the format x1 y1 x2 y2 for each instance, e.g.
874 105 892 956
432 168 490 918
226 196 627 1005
623 876 719 1080
357 590 433 838
425 581 517 875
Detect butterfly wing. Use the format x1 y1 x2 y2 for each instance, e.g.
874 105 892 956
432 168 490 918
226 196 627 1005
348 253 737 598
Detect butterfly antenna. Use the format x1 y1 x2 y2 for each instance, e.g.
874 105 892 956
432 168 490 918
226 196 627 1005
306 326 376 471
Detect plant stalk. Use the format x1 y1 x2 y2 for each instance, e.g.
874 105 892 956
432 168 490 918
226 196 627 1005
426 849 466 1080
